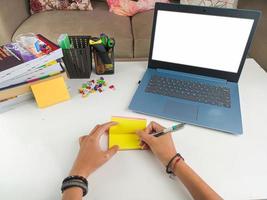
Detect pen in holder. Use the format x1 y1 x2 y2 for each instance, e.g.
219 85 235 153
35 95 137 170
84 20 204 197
90 34 115 75
93 47 115 75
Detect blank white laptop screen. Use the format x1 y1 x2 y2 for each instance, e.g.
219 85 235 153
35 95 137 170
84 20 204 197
152 10 254 73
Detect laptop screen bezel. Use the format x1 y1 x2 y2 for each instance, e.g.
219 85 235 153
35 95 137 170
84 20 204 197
148 3 261 83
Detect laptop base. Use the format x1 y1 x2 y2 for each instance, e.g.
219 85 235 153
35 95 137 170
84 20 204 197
129 68 243 135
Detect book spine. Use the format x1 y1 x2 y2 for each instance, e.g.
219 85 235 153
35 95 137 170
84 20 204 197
0 48 63 83
27 72 61 83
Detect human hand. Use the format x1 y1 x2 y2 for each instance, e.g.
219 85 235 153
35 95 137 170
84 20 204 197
69 122 119 178
136 121 177 166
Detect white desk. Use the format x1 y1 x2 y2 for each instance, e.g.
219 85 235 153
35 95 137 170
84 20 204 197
0 59 267 200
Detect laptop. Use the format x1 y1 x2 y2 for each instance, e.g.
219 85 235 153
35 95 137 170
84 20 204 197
129 3 260 134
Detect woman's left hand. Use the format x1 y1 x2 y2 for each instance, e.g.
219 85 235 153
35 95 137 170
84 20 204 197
69 122 119 178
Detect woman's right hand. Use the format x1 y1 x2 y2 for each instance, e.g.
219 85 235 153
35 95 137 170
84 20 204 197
136 121 177 166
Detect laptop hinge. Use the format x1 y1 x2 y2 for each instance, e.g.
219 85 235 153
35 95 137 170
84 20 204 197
156 68 228 84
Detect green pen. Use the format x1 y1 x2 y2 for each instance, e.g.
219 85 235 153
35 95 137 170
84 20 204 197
151 123 185 137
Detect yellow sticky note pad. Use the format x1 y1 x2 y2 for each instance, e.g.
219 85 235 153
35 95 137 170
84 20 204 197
31 76 70 108
109 116 147 150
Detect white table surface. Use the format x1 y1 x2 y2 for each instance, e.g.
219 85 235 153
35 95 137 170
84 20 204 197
0 59 267 200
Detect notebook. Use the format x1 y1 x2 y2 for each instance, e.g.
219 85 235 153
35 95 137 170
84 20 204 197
109 116 147 150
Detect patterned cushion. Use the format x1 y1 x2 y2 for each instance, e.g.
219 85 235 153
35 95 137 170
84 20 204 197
180 0 238 8
30 0 93 14
107 0 169 17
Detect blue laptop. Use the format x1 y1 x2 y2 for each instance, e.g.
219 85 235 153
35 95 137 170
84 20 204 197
129 3 260 134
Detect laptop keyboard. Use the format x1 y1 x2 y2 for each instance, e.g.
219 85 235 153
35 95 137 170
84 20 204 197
145 75 231 108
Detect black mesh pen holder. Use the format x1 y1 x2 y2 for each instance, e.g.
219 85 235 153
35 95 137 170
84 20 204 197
93 46 115 75
62 36 92 79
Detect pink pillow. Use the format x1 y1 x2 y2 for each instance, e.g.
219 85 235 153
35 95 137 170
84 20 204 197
30 0 93 14
107 0 169 16
180 0 238 8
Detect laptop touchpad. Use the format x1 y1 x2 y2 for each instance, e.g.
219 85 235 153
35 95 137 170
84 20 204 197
163 100 198 121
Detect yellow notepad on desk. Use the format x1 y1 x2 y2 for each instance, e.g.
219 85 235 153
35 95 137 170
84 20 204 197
109 116 147 150
31 76 70 108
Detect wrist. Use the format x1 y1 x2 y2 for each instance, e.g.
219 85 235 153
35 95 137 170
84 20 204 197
61 175 88 197
69 168 92 178
172 159 186 176
165 153 184 175
62 187 83 197
161 151 177 166
171 156 184 171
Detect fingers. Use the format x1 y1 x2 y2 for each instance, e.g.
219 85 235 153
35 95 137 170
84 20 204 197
136 121 165 148
79 124 103 145
141 121 164 135
91 121 118 138
148 121 165 133
105 145 119 159
136 129 155 145
89 125 101 136
79 135 87 146
140 142 150 150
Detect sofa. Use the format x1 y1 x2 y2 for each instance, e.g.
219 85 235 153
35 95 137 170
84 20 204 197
0 0 266 71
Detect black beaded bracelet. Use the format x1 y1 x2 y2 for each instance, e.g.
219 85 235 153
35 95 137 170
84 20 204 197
166 153 184 174
61 176 88 197
63 175 88 186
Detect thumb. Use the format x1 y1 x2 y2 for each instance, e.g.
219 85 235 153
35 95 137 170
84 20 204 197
105 145 119 159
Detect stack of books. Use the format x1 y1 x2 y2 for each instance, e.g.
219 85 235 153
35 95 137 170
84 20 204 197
0 34 66 112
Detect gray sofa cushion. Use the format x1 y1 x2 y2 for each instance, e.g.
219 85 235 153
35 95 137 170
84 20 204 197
0 0 30 45
131 10 154 58
13 2 133 58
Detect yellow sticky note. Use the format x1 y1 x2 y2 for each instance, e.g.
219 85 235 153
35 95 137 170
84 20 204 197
31 76 70 108
109 116 147 150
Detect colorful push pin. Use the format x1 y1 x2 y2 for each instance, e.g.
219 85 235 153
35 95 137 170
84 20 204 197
79 77 114 97
109 85 115 90
82 89 90 97
82 83 87 88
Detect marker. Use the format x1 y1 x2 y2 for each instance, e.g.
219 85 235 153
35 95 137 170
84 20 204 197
151 123 185 137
